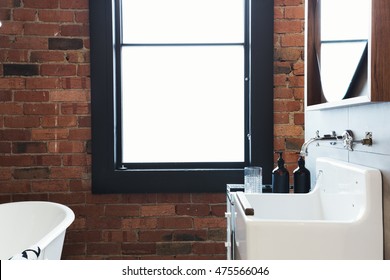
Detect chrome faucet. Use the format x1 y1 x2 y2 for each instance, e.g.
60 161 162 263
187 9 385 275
300 130 372 156
300 130 342 156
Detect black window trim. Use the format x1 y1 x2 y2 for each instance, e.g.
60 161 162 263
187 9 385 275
90 0 274 193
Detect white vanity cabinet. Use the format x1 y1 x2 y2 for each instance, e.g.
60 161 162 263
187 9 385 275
225 184 244 260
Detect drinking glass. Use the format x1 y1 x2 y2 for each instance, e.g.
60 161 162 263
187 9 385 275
244 166 262 193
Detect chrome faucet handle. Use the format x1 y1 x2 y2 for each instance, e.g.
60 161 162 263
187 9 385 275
354 132 373 146
361 132 373 146
342 130 354 151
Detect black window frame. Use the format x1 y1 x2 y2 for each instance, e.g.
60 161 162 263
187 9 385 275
90 0 274 193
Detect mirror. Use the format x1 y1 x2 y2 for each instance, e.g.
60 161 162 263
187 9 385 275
318 0 370 102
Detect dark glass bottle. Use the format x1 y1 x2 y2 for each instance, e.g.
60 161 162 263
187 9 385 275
293 156 311 193
272 151 290 193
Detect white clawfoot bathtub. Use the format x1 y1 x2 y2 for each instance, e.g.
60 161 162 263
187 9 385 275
0 201 75 260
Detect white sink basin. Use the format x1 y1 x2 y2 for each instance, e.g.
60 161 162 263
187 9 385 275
234 157 383 259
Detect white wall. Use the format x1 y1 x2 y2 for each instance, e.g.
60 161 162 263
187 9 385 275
305 102 390 259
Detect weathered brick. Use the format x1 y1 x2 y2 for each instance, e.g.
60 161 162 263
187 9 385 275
75 11 89 23
274 19 304 34
173 230 207 241
0 8 11 20
24 23 60 36
61 24 89 37
35 155 62 166
61 103 90 114
274 112 290 124
60 0 89 9
50 166 85 179
78 116 91 127
11 37 48 50
175 204 210 216
0 129 31 141
102 231 137 243
30 51 65 63
48 141 85 153
0 142 12 153
122 243 156 255
208 229 226 241
26 77 60 89
275 60 292 72
281 33 304 47
13 167 50 179
192 242 226 255
12 8 36 21
0 168 12 180
24 104 59 115
77 64 90 76
193 217 226 229
49 192 86 205
4 116 40 128
61 77 90 89
274 124 303 137
156 243 192 256
294 112 304 125
0 90 12 101
14 91 50 102
31 180 69 192
274 100 301 112
0 181 31 193
41 64 77 76
0 78 25 89
38 10 74 22
50 90 89 101
122 218 158 229
87 243 121 256
68 128 91 140
13 142 47 154
48 38 83 50
23 0 59 9
62 243 86 258
105 205 139 217
140 205 176 217
31 129 69 140
157 217 193 229
0 155 34 166
0 103 23 114
139 230 173 242
63 154 91 166
0 21 23 35
192 193 225 203
41 116 78 127
285 6 305 19
1 49 29 62
210 205 226 217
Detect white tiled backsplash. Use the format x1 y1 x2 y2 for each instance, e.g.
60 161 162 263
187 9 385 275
305 102 390 259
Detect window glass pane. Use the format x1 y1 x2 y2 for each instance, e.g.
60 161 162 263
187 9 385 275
122 0 245 44
121 46 245 163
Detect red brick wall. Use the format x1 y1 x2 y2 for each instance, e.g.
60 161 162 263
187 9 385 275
0 0 304 259
274 0 305 174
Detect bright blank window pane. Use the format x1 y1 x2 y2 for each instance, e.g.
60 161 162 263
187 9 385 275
122 0 245 43
121 46 245 163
